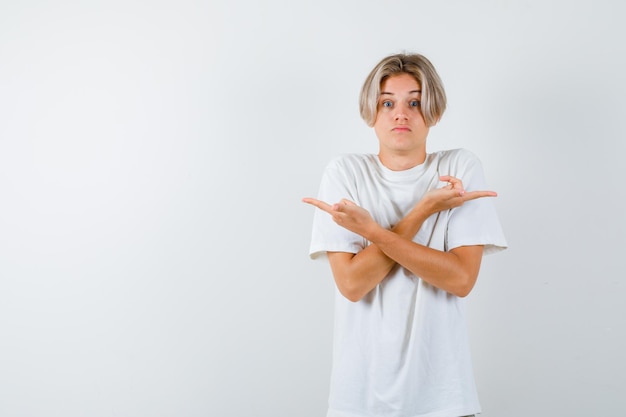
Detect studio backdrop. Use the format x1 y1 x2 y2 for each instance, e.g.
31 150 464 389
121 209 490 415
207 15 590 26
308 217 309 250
0 1 624 416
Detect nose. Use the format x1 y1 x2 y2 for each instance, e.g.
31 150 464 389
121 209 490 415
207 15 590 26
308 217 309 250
394 103 409 121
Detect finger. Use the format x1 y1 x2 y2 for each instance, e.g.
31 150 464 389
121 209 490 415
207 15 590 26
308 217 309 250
331 213 345 224
331 199 358 212
302 197 335 213
439 175 465 195
439 175 462 186
340 199 357 206
461 190 498 202
437 176 453 190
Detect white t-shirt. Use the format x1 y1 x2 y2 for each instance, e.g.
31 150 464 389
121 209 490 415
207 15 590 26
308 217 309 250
309 149 507 417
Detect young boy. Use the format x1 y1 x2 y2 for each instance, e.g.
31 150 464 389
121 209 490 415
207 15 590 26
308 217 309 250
303 53 507 417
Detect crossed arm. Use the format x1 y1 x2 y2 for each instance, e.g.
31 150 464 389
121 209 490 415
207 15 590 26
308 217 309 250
303 176 496 301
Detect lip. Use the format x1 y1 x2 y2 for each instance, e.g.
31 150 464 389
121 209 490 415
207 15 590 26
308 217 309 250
392 126 411 132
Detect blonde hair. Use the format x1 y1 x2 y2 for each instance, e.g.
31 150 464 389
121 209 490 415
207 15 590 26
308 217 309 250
359 53 447 127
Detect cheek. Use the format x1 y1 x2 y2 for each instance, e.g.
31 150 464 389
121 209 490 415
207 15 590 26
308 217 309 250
412 109 426 124
373 123 385 138
373 115 389 131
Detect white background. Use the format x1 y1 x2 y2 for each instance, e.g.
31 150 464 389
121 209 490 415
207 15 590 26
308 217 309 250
1 1 624 416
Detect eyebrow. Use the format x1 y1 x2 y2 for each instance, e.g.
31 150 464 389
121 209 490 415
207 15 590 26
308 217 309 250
380 89 422 96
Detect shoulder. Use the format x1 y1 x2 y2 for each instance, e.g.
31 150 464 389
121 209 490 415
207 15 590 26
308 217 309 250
434 148 481 163
323 153 378 174
433 148 483 171
317 154 378 200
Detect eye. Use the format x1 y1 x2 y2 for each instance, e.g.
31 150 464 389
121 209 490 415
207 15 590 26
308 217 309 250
409 100 421 108
382 100 393 108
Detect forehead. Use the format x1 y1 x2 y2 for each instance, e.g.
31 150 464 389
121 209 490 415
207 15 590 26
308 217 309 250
380 73 421 93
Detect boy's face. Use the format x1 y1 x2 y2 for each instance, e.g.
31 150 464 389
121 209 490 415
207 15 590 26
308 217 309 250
374 73 429 163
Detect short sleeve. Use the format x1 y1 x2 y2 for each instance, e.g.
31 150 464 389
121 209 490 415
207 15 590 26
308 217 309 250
309 157 368 260
445 150 508 255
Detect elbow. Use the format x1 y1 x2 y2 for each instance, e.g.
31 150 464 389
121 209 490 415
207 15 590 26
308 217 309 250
450 272 478 298
345 292 365 303
338 285 366 303
454 285 472 298
336 278 368 303
447 245 484 297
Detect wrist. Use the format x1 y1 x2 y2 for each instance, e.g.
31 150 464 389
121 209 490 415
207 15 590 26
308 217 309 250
365 222 388 244
409 201 432 222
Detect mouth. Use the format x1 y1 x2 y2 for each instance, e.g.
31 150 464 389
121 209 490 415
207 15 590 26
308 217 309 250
392 126 411 132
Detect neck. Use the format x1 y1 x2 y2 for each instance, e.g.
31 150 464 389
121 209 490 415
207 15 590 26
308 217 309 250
377 150 426 171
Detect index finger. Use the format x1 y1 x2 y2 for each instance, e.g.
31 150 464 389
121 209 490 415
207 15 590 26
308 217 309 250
461 190 498 202
302 197 334 214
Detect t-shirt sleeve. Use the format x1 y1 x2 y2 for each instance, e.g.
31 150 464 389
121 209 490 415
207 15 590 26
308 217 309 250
309 158 368 260
445 150 508 255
